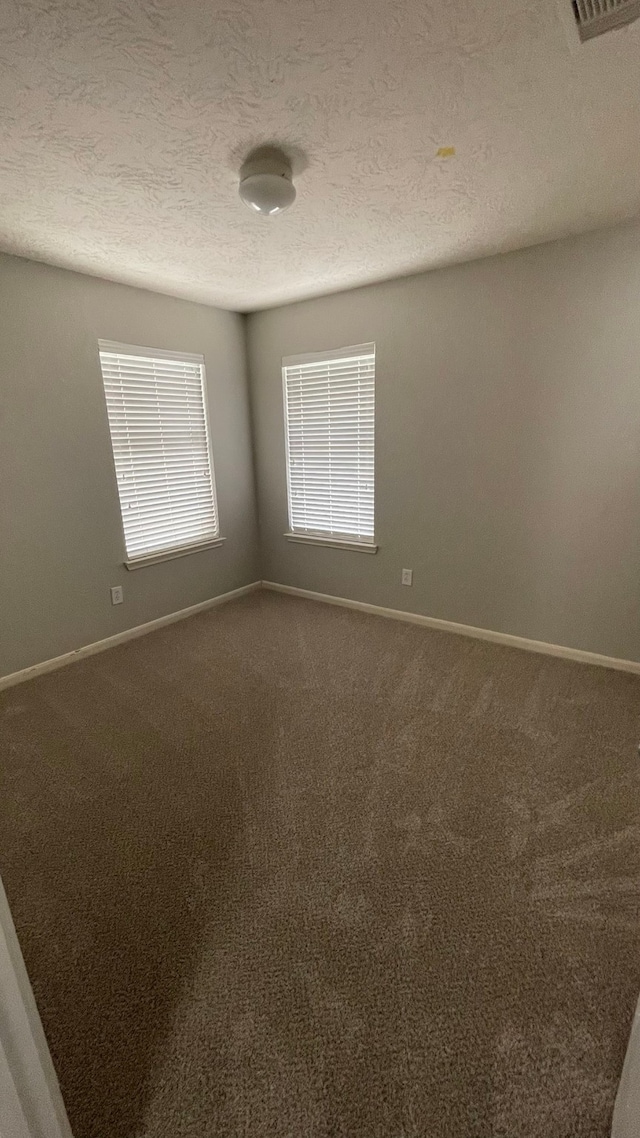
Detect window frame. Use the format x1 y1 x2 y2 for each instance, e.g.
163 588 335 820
281 343 377 553
99 340 224 570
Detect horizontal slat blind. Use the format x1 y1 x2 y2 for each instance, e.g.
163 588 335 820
99 341 219 560
283 344 375 543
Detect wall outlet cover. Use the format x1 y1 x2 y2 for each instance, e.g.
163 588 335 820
110 586 124 605
401 569 413 586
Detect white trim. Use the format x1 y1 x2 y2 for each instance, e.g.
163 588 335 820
284 532 378 554
98 341 222 565
0 1044 32 1138
282 342 375 368
612 996 640 1138
125 536 225 570
5 578 638 689
261 582 640 675
97 340 204 365
281 343 376 546
198 351 222 546
0 582 261 692
0 878 74 1138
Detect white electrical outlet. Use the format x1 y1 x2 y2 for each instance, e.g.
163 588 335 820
401 569 413 586
110 585 124 605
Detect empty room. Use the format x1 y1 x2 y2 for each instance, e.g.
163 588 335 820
1 2 640 1136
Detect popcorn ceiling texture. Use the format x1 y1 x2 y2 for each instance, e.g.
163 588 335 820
1 0 639 309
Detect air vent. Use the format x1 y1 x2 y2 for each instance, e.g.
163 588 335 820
572 0 640 40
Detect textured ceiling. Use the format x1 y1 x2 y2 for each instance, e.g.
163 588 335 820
1 0 639 311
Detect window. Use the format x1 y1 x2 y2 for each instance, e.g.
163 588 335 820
99 341 221 567
282 343 375 548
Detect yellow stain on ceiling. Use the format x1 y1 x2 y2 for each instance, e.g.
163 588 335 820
436 146 456 159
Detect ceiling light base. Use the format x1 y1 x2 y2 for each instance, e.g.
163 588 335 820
239 148 296 215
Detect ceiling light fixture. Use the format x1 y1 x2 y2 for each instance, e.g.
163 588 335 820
239 148 296 216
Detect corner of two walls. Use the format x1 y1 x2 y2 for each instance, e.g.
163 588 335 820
245 218 640 664
4 215 640 679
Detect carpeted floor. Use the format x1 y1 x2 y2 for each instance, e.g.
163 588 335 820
1 590 640 1138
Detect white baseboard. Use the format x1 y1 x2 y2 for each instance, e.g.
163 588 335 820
261 581 640 676
0 582 261 692
4 579 639 689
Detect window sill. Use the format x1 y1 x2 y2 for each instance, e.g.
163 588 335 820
125 537 226 570
284 532 378 554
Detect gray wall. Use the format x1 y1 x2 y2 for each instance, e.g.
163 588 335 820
248 219 640 662
0 254 258 677
4 220 640 674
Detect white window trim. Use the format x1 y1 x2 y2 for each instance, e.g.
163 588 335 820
99 340 223 568
282 342 376 548
282 344 373 368
284 532 378 553
124 536 226 571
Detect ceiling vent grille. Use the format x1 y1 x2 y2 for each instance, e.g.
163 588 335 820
572 0 640 40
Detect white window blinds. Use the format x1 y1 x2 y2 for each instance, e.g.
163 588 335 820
99 341 219 563
283 344 375 544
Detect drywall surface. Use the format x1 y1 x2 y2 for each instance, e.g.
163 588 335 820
248 219 640 662
0 254 258 676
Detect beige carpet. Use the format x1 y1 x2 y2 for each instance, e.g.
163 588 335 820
1 590 640 1138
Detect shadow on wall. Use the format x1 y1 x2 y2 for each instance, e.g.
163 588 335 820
391 200 640 656
505 167 640 652
519 247 640 653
